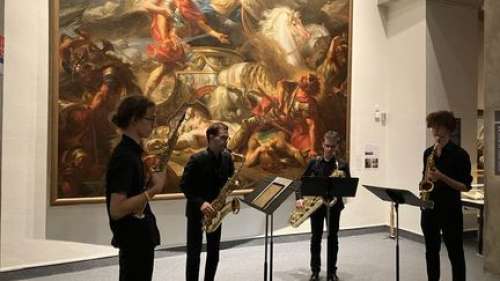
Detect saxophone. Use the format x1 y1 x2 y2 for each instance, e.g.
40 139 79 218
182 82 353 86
419 144 437 203
289 196 324 228
289 160 345 228
146 105 188 173
134 107 187 217
203 152 245 233
418 144 437 209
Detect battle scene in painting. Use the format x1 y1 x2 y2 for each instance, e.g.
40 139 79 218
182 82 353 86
54 0 350 202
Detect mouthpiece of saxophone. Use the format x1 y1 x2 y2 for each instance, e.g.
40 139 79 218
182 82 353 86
226 149 244 162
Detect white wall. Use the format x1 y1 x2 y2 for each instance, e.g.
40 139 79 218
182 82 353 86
2 0 432 266
351 0 479 236
383 0 428 234
426 0 479 167
351 0 428 235
0 0 4 265
483 0 500 273
1 0 49 243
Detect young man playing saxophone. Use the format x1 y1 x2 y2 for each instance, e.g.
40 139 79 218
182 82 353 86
420 111 472 281
180 122 235 281
105 96 166 281
295 130 351 281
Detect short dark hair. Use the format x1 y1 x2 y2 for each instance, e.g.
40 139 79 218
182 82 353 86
206 122 229 141
426 110 457 132
111 95 155 129
323 130 340 144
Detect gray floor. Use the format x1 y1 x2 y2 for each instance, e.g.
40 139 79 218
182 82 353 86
2 231 499 281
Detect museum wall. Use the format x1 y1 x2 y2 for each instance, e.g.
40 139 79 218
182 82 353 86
2 0 49 243
372 0 480 236
0 0 4 264
1 0 438 265
378 0 428 235
425 1 482 240
483 0 500 274
426 0 479 168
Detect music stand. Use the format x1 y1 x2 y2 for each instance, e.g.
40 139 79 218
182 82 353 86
301 176 359 279
363 185 433 281
242 176 299 281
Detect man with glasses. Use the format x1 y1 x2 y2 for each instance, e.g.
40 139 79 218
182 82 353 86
105 95 166 281
295 130 350 281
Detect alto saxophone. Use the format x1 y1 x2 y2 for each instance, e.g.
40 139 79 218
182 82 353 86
419 144 437 203
135 107 187 218
146 107 188 173
203 152 245 233
289 160 345 228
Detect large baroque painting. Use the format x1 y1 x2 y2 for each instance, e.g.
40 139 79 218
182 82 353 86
50 0 351 204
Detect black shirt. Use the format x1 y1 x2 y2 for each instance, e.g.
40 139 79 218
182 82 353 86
180 149 235 218
105 135 160 248
296 156 351 203
423 141 472 211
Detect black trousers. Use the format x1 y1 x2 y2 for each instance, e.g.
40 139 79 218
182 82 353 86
186 215 222 281
421 208 466 281
309 202 343 275
119 245 155 281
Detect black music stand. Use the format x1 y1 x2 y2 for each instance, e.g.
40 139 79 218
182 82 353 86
363 185 433 281
301 176 359 279
242 176 299 281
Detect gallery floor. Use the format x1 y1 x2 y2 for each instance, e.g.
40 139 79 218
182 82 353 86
2 229 499 281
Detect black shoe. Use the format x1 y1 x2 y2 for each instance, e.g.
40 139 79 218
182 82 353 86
327 274 339 281
309 272 320 281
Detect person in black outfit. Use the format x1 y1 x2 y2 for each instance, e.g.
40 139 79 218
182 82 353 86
420 111 472 281
180 122 235 281
295 130 350 281
105 96 166 281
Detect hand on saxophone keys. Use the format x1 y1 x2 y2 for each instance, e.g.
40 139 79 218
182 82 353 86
295 199 304 209
427 168 443 183
149 170 167 193
201 201 216 217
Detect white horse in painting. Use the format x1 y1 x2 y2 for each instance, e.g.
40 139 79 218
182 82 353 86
259 6 311 68
216 7 329 90
207 7 328 122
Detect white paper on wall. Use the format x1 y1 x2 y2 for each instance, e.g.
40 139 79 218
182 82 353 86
364 144 379 169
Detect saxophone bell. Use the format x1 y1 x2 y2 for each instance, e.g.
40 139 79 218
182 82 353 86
419 180 434 192
202 153 245 233
419 181 433 202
